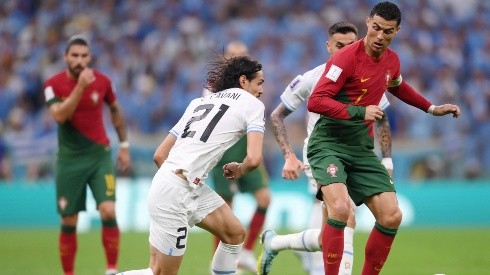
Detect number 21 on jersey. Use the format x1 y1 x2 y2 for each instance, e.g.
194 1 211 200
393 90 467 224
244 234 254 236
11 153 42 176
181 103 229 142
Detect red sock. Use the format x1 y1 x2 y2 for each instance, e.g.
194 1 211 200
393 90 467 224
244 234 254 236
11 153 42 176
362 225 396 275
244 207 267 250
322 219 346 275
102 225 120 270
59 227 77 275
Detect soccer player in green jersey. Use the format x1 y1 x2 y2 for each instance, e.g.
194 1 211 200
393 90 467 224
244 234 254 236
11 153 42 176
263 22 393 275
44 35 131 275
257 2 461 275
306 2 460 274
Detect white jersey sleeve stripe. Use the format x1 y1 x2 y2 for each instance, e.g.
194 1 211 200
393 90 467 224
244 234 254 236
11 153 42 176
247 126 265 133
280 94 297 112
169 129 179 137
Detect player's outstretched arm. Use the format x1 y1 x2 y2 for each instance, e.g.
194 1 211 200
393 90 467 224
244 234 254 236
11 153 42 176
153 134 177 168
430 104 461 118
270 103 305 179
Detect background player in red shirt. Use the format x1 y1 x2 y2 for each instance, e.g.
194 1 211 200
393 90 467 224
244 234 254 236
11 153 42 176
44 35 131 275
306 2 461 275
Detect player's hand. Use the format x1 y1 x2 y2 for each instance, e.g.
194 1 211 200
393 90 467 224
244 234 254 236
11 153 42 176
223 162 242 180
365 105 384 122
433 104 461 118
116 147 131 174
77 68 96 89
282 154 305 180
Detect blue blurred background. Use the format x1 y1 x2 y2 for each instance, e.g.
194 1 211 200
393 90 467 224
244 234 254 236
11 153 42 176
0 0 489 229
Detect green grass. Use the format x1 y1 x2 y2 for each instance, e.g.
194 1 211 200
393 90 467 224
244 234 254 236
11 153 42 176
1 228 489 274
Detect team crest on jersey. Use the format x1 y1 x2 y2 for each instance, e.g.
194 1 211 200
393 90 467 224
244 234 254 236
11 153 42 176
326 164 338 177
91 91 99 104
58 197 68 211
385 70 391 86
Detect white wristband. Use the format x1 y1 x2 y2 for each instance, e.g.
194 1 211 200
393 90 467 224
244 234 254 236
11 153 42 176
427 105 436 115
120 141 130 148
381 157 393 170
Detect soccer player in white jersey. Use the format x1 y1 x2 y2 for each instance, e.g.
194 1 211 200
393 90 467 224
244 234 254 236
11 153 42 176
260 22 393 275
117 55 266 275
204 41 271 274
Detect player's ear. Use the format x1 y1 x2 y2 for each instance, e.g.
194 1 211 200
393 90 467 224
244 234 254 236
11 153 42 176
239 75 247 88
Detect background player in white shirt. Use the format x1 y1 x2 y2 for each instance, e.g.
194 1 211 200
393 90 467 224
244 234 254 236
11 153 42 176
261 22 393 275
204 41 272 273
117 55 266 275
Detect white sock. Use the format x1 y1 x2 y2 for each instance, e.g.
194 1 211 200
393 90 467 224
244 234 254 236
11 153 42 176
211 242 243 275
270 228 321 252
116 267 153 275
302 201 324 275
309 201 323 229
339 227 355 275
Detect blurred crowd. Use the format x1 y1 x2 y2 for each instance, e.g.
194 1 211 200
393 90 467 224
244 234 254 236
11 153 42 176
0 0 489 181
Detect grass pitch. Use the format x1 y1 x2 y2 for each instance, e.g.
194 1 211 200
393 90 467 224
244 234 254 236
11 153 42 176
1 228 489 274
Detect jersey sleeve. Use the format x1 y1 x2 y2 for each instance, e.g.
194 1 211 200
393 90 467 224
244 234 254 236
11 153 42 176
243 98 265 134
385 53 432 112
43 79 61 106
308 53 364 120
280 65 323 112
105 80 117 105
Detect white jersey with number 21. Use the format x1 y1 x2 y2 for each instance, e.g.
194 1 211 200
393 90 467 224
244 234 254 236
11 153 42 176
165 88 265 188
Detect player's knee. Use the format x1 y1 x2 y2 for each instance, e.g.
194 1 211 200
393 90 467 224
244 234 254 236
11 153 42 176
328 199 351 221
98 201 116 220
380 207 402 228
221 224 246 245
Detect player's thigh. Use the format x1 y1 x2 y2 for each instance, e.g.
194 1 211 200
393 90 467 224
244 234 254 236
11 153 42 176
148 168 196 257
88 152 116 205
55 158 90 215
347 155 395 206
308 154 347 201
237 163 269 194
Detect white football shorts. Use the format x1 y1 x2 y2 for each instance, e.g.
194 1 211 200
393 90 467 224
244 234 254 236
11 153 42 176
148 165 225 256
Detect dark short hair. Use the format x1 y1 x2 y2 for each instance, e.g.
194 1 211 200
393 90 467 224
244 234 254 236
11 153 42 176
370 1 401 26
329 22 358 36
65 34 90 53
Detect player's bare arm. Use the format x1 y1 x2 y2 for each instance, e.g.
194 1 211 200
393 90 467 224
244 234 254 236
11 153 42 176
153 134 177 168
224 131 263 180
270 103 305 179
376 114 393 176
376 114 392 158
110 101 131 173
